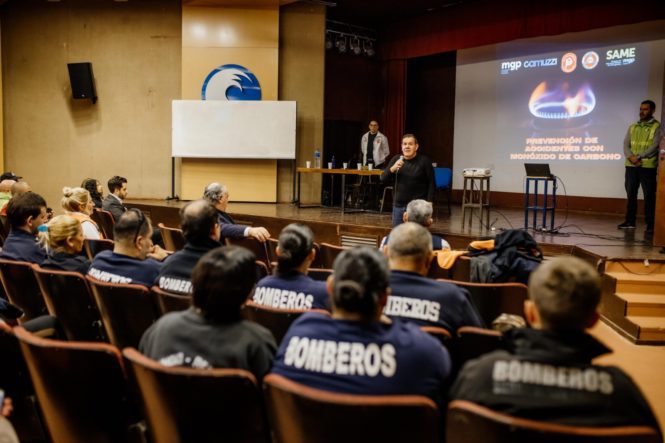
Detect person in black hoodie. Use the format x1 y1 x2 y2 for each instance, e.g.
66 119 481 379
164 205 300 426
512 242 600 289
450 256 661 437
41 215 90 274
155 200 221 294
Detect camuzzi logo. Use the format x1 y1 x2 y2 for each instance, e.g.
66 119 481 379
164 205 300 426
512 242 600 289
201 64 262 101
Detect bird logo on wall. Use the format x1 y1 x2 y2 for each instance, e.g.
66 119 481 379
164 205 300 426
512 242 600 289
201 64 262 101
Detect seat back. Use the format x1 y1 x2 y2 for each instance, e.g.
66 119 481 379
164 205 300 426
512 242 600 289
446 400 660 443
87 276 160 349
441 279 528 326
267 237 279 263
318 243 348 269
0 323 47 443
123 348 269 443
434 167 452 189
158 223 186 252
256 260 269 281
83 238 114 260
32 266 104 341
307 268 332 281
151 286 191 314
91 209 116 240
241 301 307 344
264 373 440 443
420 325 453 345
226 236 271 270
0 259 46 323
14 327 135 443
455 326 502 371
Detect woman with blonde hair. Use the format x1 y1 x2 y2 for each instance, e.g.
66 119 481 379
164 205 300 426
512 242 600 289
41 215 90 274
61 187 103 239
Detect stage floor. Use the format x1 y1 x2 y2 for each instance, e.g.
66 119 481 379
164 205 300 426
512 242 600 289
131 199 664 262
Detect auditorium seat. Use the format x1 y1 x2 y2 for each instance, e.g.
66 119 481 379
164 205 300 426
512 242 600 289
440 279 528 326
420 325 453 345
455 326 502 371
264 373 440 443
256 260 270 281
157 223 185 252
14 327 142 443
0 259 46 323
87 276 161 349
123 348 269 443
32 265 105 341
318 243 348 269
151 286 191 314
427 255 472 281
0 323 48 443
307 268 332 281
84 238 114 261
241 300 309 344
446 400 660 443
91 209 116 240
226 236 271 270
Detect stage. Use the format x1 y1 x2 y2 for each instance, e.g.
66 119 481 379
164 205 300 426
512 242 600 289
128 199 663 262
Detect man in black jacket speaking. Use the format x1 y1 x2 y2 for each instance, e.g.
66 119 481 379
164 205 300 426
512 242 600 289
380 134 435 227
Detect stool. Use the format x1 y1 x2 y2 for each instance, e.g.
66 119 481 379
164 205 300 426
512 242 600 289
461 175 491 228
524 176 557 231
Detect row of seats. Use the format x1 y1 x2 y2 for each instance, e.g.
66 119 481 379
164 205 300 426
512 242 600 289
2 324 657 443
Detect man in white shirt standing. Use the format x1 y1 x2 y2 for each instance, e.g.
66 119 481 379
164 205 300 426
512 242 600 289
360 120 389 168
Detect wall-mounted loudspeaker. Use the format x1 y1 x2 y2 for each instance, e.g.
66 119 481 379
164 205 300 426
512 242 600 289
67 62 97 104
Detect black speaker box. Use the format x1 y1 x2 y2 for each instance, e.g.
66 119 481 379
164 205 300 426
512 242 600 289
67 62 97 103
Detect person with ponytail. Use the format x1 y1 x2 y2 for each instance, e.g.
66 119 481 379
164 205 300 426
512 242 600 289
252 224 329 310
81 178 103 209
270 246 451 404
41 215 90 274
61 187 103 239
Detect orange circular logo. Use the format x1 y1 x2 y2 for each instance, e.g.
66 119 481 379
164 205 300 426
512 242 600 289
561 52 577 73
582 51 599 70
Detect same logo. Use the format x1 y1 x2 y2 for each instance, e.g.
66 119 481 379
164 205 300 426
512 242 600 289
201 64 262 101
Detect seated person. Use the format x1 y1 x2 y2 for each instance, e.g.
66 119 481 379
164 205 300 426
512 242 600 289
88 209 168 287
81 178 103 209
271 247 451 404
384 222 482 331
203 182 270 242
252 224 329 310
0 181 30 216
156 200 221 294
450 256 662 435
61 187 103 239
102 175 128 221
140 246 277 378
380 199 449 250
1 192 48 263
41 215 90 274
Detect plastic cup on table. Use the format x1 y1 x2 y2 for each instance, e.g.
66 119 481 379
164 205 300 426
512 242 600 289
306 161 311 168
342 162 348 169
357 164 362 170
328 162 333 169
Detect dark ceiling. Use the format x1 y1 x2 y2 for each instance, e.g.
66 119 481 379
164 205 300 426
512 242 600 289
323 0 469 29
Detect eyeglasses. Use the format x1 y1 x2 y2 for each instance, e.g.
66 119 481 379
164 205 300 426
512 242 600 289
128 208 146 243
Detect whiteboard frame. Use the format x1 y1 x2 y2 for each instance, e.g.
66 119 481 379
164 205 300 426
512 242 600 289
172 100 297 159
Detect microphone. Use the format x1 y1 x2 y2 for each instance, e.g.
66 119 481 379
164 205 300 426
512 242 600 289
396 155 404 173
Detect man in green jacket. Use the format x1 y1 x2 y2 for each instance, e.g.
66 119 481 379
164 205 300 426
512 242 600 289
618 100 661 236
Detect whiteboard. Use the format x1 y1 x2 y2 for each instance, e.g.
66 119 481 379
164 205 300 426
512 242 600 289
172 100 297 159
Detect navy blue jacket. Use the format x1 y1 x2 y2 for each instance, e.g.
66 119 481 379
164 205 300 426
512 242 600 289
253 272 330 310
156 239 221 294
217 210 246 241
88 250 162 287
271 312 451 404
0 229 46 264
385 270 483 331
42 251 90 274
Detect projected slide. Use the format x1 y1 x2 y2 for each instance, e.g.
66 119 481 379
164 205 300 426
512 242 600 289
454 29 664 199
498 44 647 165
